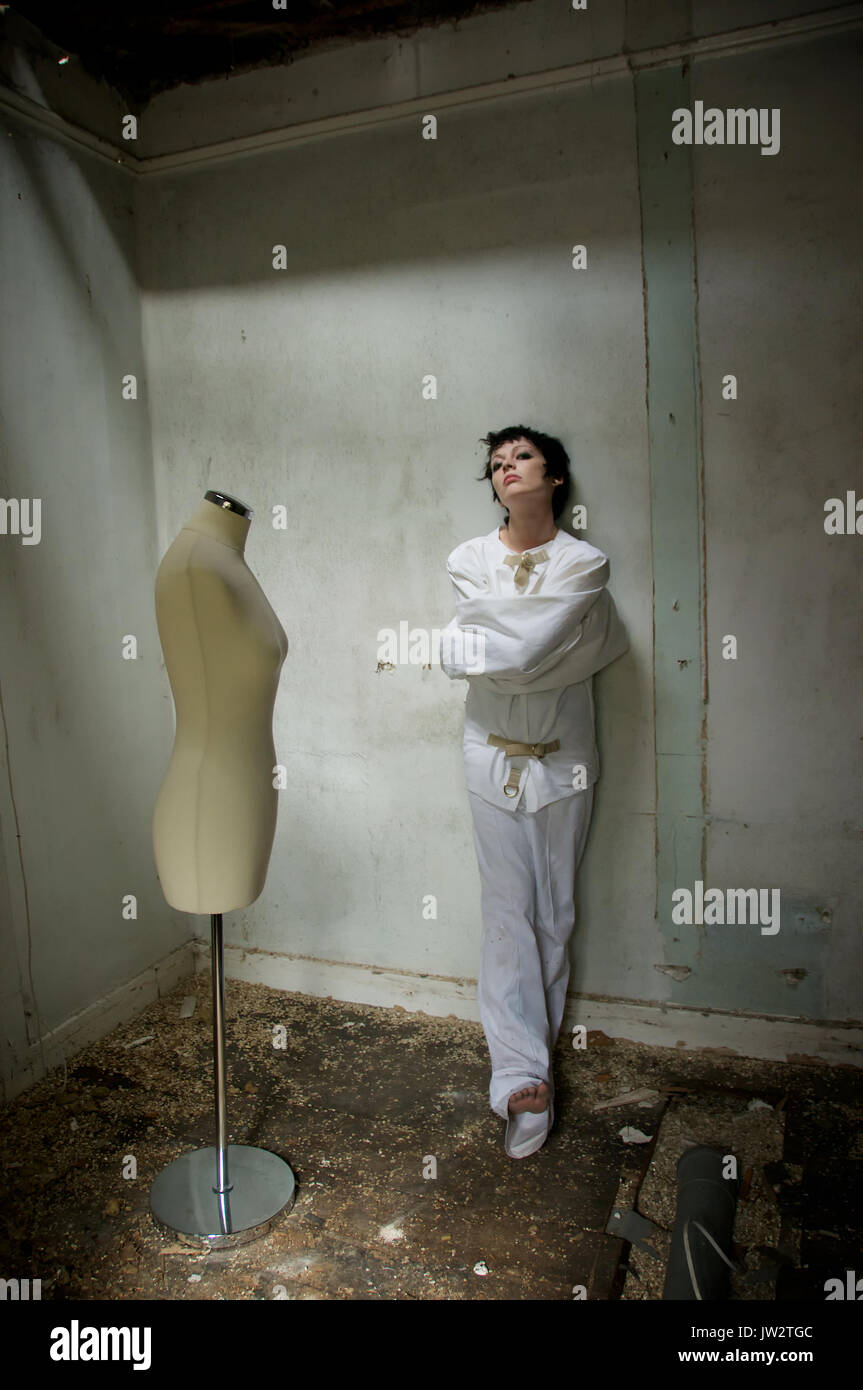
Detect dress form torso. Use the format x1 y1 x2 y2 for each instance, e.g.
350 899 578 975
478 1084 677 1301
152 494 288 913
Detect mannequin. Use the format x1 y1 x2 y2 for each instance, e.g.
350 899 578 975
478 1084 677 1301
149 491 295 1240
152 491 288 913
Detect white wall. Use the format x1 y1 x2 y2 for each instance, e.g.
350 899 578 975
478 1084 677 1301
698 31 863 1020
136 65 650 994
0 99 188 1098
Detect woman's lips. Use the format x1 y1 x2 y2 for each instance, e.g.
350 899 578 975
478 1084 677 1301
504 475 520 485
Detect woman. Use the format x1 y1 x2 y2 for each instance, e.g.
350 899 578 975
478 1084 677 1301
441 425 628 1158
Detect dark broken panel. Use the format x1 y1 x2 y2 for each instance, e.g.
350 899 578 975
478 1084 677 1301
6 0 521 105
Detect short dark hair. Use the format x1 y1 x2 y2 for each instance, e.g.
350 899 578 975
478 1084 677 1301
476 424 572 522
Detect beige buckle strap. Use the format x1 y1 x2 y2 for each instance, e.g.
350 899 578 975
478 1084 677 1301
503 548 549 592
503 766 523 798
487 734 561 799
487 735 561 758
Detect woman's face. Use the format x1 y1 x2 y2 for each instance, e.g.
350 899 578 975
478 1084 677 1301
490 437 557 510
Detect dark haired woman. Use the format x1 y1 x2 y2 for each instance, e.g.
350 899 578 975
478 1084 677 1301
441 426 628 1158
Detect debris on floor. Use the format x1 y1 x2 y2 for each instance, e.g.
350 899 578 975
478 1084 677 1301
0 975 860 1300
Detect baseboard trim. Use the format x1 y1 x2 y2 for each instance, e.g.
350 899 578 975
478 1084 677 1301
0 939 198 1103
4 937 859 1103
219 942 863 1069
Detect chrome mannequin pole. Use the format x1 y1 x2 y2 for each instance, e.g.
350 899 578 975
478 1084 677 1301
211 913 231 1200
150 912 295 1247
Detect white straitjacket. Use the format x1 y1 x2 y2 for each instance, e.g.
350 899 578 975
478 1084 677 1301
441 527 629 812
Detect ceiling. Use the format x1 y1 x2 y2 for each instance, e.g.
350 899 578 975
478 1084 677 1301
7 0 518 106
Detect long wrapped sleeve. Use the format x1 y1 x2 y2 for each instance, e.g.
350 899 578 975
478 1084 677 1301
441 541 628 693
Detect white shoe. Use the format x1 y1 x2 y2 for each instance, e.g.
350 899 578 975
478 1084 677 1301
504 1099 554 1159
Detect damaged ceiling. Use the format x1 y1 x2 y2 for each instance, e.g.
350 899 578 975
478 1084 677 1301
6 0 521 106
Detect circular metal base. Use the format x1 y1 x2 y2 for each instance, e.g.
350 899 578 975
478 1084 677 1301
150 1145 295 1245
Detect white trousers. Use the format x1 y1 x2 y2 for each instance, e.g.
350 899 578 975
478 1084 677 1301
467 785 595 1120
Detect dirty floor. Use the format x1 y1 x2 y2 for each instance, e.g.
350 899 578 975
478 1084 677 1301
1 975 861 1301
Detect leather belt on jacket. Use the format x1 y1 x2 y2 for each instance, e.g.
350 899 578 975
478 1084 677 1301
486 734 561 798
